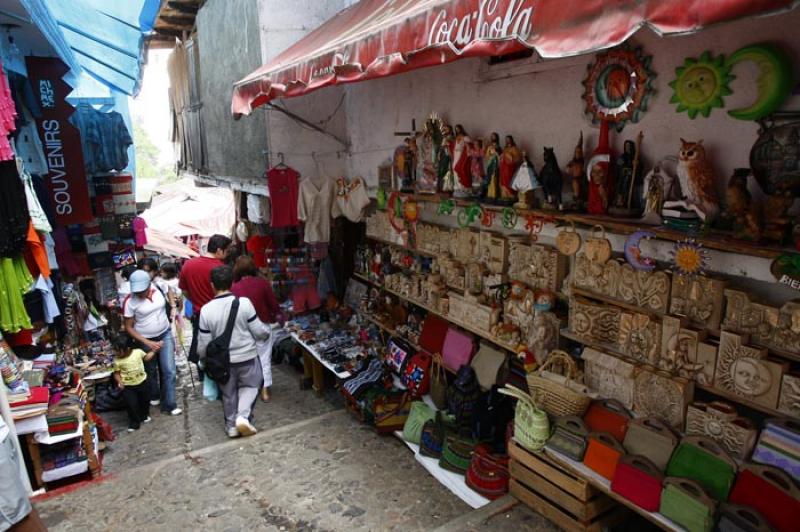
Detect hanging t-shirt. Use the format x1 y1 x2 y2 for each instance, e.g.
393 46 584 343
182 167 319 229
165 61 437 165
333 176 371 223
298 177 335 244
267 167 300 228
0 159 29 258
22 222 49 280
246 194 270 224
246 234 272 268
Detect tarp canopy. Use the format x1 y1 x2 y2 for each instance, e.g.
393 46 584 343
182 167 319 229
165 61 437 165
144 227 199 259
21 0 160 95
232 0 799 116
140 179 235 238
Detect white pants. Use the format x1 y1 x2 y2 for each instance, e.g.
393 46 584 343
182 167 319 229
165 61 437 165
257 328 288 389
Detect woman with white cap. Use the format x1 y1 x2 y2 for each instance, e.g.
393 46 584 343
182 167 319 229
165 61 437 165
122 270 182 416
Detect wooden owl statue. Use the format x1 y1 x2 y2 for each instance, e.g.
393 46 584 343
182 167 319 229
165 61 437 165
676 139 720 222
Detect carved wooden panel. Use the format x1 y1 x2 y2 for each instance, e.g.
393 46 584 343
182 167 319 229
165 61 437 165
778 373 800 418
572 256 670 313
416 223 450 255
634 368 694 429
451 228 481 262
669 275 727 332
618 312 661 365
685 403 757 459
722 289 800 356
693 342 718 386
440 257 465 292
568 297 621 346
659 321 707 378
365 212 394 242
479 232 508 274
508 242 565 293
582 347 638 408
714 331 786 408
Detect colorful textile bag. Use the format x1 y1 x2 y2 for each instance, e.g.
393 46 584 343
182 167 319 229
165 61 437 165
429 353 448 410
402 401 435 445
442 327 476 373
623 417 679 472
547 416 588 461
584 432 625 481
446 365 482 435
498 385 549 453
660 478 716 532
401 351 432 397
729 463 800 532
717 503 773 532
470 342 507 391
583 399 632 443
666 436 737 501
386 337 415 374
751 417 800 482
465 444 510 500
363 389 410 434
440 434 477 474
610 455 664 511
420 412 451 458
419 314 449 355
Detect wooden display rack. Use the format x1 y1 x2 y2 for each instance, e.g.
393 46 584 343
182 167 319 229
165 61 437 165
508 440 627 532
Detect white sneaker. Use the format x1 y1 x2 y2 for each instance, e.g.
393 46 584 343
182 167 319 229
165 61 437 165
150 399 160 406
169 408 182 416
226 427 239 438
235 416 257 437
142 416 152 424
127 427 138 433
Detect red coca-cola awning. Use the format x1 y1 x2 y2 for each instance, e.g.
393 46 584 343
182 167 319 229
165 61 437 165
232 0 797 116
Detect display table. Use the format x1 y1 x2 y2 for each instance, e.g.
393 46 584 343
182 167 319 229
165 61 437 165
290 332 351 395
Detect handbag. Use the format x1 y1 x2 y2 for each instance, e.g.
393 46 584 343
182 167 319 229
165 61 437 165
204 298 240 384
386 337 415 375
440 434 477 474
419 314 449 355
370 390 410 435
685 401 757 460
717 503 773 532
546 415 588 461
402 401 435 445
660 477 717 532
420 412 453 458
401 351 432 396
666 436 737 501
446 365 482 434
527 350 592 417
429 352 448 410
751 418 800 482
465 444 510 500
623 417 679 472
498 385 549 453
470 342 507 390
442 327 476 373
610 455 664 511
471 385 514 447
584 431 625 481
583 398 632 443
729 463 800 532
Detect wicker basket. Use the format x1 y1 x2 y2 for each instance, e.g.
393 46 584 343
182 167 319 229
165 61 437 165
527 350 592 417
498 385 549 452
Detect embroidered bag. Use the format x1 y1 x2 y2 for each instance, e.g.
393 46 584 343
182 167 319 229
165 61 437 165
386 337 415 375
470 342 507 391
547 416 589 461
623 417 679 472
752 418 800 482
470 385 514 447
583 398 632 443
717 503 773 532
401 351 432 397
446 365 482 435
440 434 477 474
419 314 449 355
465 444 510 500
429 352 448 410
402 401 435 445
660 478 716 532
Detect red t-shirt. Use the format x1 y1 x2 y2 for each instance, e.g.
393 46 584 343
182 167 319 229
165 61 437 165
267 167 300 227
246 235 273 268
178 256 223 315
231 276 279 324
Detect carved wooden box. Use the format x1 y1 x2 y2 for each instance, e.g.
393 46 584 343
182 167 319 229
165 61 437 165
416 223 448 255
451 228 481 263
507 242 565 293
479 232 508 274
582 347 638 409
618 312 661 366
659 316 707 378
447 291 469 324
685 402 757 459
714 331 787 409
440 257 465 292
572 256 671 314
633 367 693 429
778 373 800 418
568 297 621 347
722 289 800 357
693 342 718 386
669 275 727 332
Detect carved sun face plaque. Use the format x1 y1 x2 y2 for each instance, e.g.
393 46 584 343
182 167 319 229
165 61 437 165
715 331 772 402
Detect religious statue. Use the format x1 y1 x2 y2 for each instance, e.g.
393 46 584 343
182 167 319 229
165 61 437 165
438 122 455 193
609 132 644 217
392 141 414 192
511 151 540 209
469 138 485 197
416 115 442 194
540 147 563 210
566 132 585 211
484 132 501 202
452 124 472 198
587 120 614 215
721 168 761 241
499 135 522 205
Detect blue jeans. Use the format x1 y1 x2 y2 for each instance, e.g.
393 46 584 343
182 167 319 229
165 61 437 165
144 329 177 412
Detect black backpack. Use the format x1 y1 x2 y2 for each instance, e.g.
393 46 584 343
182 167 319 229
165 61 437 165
205 298 239 384
446 365 481 435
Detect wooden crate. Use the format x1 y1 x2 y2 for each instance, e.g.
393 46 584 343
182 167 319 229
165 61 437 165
509 441 628 532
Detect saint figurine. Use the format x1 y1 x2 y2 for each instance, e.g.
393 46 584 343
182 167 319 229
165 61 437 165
499 135 522 205
587 120 614 215
484 132 501 202
452 124 472 198
438 123 455 193
416 117 441 194
566 132 585 210
609 135 643 216
469 138 485 197
512 151 540 209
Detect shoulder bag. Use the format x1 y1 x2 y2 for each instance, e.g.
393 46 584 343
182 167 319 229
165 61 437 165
660 477 716 532
666 435 737 501
429 352 448 409
623 417 679 472
205 298 240 384
729 463 800 532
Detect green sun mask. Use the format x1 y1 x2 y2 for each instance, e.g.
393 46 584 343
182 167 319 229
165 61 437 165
669 51 734 119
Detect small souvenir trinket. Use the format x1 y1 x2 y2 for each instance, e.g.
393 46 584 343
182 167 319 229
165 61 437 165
540 147 563 210
587 120 613 215
556 221 582 256
624 230 656 271
566 132 585 210
585 225 612 264
670 239 709 278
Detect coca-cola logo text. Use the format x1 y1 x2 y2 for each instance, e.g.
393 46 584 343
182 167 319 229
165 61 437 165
428 0 534 50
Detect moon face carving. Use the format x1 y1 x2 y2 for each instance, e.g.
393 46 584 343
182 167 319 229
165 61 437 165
726 44 793 121
624 230 657 271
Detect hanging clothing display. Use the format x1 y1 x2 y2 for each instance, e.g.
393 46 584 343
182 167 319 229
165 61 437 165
298 177 335 244
246 234 272 268
69 104 133 174
22 223 50 280
18 160 51 233
0 255 33 333
0 160 30 257
34 275 60 324
0 60 17 161
333 176 371 223
267 166 300 227
13 108 48 175
246 194 270 224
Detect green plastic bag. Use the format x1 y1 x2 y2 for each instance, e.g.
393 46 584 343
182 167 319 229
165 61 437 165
403 401 435 445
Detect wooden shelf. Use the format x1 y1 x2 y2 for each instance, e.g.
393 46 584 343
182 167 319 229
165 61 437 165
405 193 793 259
695 384 791 419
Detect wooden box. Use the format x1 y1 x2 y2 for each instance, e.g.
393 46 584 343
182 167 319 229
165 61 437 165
778 372 800 418
479 231 508 274
722 289 800 357
714 331 787 409
451 228 481 262
670 275 727 333
568 297 621 347
581 347 638 409
633 367 694 429
507 241 566 293
509 440 627 532
572 256 670 314
447 291 470 325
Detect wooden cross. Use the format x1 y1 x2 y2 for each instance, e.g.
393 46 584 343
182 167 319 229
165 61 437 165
394 118 419 140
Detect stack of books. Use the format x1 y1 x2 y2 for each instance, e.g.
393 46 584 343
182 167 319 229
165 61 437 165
46 395 82 436
9 386 49 420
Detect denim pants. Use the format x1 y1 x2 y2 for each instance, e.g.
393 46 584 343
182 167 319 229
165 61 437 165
144 329 177 411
